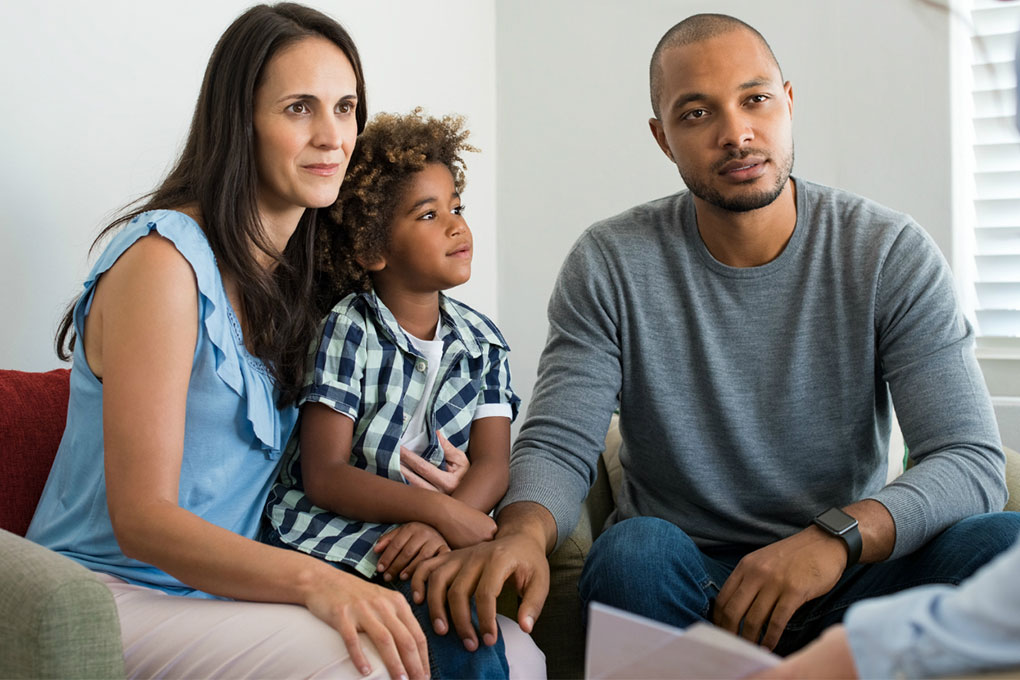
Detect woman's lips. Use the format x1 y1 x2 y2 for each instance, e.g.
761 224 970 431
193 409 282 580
303 163 340 176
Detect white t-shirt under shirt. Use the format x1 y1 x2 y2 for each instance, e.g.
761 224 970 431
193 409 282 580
340 320 512 455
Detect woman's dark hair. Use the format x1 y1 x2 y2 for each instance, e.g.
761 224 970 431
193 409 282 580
315 108 476 314
55 2 367 406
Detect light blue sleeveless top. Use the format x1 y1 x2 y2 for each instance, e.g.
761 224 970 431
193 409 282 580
26 210 298 598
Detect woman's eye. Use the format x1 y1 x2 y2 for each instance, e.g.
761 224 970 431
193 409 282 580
337 101 353 114
287 102 309 114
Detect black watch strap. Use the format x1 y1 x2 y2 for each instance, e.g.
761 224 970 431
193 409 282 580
812 507 862 569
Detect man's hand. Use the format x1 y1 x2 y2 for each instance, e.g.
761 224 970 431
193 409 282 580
432 496 497 549
401 432 469 494
409 502 555 651
374 521 450 582
749 625 859 679
715 500 894 650
713 525 847 650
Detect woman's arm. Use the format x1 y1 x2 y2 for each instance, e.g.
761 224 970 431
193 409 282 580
448 417 510 513
301 402 496 548
92 234 427 680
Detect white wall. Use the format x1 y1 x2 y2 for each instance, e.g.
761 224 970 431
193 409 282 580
0 0 498 372
495 0 957 432
3 1 1015 449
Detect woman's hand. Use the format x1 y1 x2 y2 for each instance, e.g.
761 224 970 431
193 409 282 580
304 563 430 680
374 521 450 582
400 432 469 495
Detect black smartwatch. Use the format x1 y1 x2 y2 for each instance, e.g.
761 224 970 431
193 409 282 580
812 507 862 569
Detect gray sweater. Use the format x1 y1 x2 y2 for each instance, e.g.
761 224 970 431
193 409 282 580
505 178 1006 559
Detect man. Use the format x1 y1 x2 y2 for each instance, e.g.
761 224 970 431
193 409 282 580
412 13 1019 656
753 14 1020 676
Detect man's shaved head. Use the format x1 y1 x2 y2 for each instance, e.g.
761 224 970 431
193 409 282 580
649 14 783 119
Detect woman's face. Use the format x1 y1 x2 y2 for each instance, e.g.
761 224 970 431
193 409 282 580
253 36 359 228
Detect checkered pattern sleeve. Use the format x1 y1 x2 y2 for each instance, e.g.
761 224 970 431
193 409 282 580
301 308 365 420
476 343 520 422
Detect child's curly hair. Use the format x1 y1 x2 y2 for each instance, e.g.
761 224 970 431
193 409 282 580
314 107 478 314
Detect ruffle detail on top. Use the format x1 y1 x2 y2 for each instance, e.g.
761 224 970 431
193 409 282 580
80 210 292 457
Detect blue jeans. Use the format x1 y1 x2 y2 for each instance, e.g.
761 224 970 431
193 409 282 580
579 512 1020 656
390 577 509 680
261 530 509 679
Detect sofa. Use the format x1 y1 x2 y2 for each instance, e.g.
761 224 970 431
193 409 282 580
2 367 1019 679
0 368 124 679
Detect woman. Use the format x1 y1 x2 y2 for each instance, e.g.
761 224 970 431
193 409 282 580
25 4 472 678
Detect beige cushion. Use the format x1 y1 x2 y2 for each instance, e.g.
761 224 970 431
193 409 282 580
602 415 623 503
1004 446 1020 513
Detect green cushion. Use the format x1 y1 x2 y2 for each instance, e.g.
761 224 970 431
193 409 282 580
0 529 124 679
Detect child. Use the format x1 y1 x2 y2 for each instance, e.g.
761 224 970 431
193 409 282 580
265 109 522 679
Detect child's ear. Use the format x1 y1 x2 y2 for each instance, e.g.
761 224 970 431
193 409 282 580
356 254 387 272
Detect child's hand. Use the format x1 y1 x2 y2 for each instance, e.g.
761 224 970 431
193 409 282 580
400 432 470 494
434 497 497 549
375 522 450 582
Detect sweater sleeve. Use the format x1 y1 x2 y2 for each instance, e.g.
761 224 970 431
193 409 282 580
869 223 1006 558
500 231 623 548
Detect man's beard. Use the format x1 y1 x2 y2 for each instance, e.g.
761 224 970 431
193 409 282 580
681 146 794 213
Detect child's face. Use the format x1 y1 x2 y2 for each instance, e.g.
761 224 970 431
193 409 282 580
373 163 472 294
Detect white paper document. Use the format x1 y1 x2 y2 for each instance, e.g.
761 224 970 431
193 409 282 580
585 601 781 679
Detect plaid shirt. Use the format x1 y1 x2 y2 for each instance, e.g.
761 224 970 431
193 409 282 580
265 289 519 577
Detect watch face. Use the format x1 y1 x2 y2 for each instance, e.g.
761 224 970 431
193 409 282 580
815 507 857 534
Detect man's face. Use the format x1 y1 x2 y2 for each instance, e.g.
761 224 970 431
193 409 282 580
649 28 794 213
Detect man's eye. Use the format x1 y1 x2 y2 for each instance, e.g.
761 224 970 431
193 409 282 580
749 94 769 104
683 109 708 120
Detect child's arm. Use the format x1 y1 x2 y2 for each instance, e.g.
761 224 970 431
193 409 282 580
448 416 511 514
300 402 496 548
374 418 509 582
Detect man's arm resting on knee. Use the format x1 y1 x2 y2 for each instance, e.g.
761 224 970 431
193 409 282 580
714 498 895 650
411 501 557 651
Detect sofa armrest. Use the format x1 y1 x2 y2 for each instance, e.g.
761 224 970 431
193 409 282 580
1004 446 1020 513
0 529 124 679
526 416 621 679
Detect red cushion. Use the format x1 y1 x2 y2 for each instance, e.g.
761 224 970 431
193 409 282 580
0 368 71 536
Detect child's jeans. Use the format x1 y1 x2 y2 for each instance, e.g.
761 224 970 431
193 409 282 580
263 530 509 679
391 575 510 679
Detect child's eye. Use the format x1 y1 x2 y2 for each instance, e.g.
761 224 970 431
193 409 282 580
452 205 466 216
419 210 437 220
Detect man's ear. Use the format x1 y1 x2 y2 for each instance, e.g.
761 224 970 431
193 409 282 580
356 254 386 272
648 118 675 162
784 81 794 119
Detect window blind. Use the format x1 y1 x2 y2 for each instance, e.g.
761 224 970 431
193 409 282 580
970 0 1020 338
